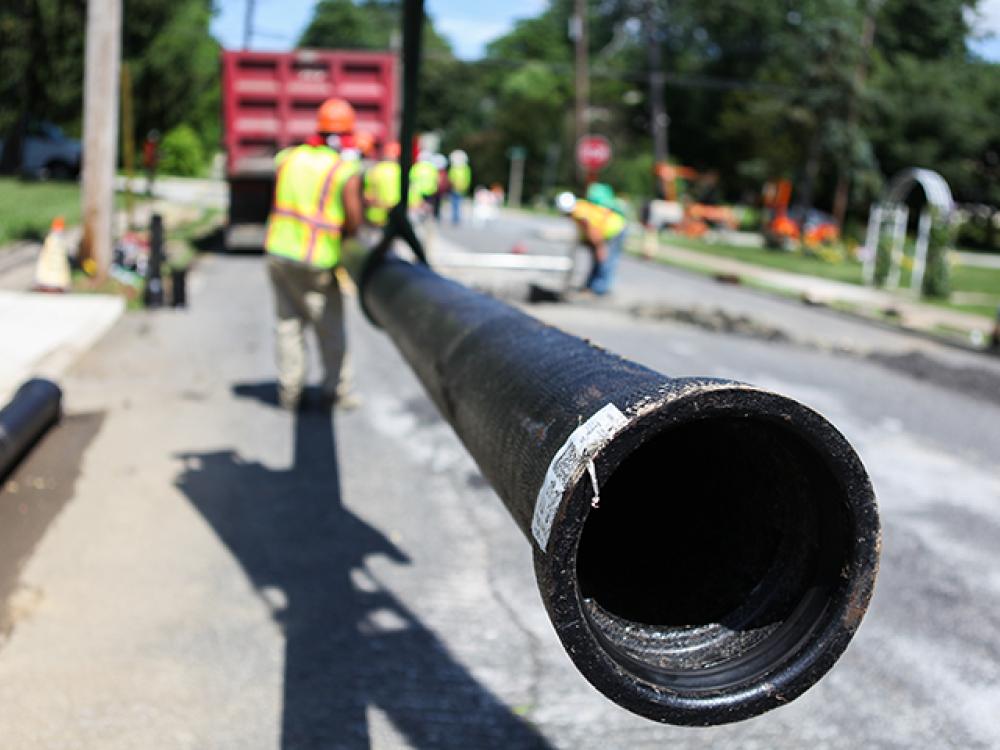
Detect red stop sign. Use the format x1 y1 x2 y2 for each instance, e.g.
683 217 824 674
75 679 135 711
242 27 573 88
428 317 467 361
576 135 612 171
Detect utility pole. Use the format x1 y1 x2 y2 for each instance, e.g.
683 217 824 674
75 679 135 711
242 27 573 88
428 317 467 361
571 0 589 183
80 0 122 280
243 0 256 49
832 0 878 229
646 1 669 165
121 63 135 227
508 146 526 208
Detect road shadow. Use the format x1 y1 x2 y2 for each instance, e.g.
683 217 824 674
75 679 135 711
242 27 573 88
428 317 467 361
175 384 549 749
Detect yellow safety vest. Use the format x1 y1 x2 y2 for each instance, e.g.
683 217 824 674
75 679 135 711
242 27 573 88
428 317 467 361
265 145 359 269
572 200 626 241
410 161 439 197
448 164 471 195
363 160 401 227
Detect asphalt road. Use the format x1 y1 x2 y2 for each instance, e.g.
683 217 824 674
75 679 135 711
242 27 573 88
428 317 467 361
0 212 998 748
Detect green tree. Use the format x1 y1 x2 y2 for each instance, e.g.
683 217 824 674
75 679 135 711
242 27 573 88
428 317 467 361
1 0 219 173
124 0 220 159
0 0 85 170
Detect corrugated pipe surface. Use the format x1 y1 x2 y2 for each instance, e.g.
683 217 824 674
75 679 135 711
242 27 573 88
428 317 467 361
361 256 880 726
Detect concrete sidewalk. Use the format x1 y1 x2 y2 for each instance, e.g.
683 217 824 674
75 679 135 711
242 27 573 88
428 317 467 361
0 291 124 403
652 242 996 344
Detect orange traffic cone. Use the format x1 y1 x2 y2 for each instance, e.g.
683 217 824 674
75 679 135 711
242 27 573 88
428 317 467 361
33 217 71 293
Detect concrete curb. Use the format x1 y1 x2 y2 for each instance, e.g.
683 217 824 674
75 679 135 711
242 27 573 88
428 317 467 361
0 291 125 404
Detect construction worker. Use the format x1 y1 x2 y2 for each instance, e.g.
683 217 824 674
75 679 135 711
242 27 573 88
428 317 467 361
362 141 401 228
265 97 363 410
431 153 449 222
447 150 471 225
354 131 376 161
409 152 439 214
557 184 627 296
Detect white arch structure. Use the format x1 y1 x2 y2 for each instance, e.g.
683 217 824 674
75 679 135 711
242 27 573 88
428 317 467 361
863 168 955 292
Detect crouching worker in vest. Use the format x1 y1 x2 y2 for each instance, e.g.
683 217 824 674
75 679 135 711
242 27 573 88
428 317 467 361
265 97 363 410
556 185 627 296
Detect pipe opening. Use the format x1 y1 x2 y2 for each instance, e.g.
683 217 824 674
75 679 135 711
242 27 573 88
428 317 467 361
576 415 852 691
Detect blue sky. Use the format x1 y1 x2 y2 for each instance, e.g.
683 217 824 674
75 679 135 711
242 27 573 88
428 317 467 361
210 0 548 58
211 0 1000 62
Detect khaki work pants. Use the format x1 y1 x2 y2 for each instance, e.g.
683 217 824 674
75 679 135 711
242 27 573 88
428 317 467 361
267 255 352 404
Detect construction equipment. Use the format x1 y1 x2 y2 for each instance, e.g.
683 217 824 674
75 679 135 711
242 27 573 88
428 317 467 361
651 162 738 236
221 49 397 249
763 179 840 249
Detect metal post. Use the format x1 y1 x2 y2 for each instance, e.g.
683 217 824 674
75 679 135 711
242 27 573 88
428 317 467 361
832 1 878 228
243 0 255 49
121 63 135 228
646 1 668 165
572 0 589 184
862 204 883 286
144 214 165 308
508 147 526 208
887 204 908 290
80 0 122 280
910 209 933 295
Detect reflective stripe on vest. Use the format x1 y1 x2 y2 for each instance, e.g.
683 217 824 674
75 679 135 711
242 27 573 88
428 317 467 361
265 145 357 268
572 200 626 240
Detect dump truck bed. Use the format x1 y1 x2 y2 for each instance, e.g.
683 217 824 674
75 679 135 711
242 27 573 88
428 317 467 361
221 48 397 249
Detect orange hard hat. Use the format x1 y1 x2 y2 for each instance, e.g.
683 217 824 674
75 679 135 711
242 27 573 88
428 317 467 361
316 98 356 135
355 131 376 157
383 141 401 160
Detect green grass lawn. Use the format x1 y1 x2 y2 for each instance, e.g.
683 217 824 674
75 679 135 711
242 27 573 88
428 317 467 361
660 234 865 285
0 177 83 244
654 233 1000 319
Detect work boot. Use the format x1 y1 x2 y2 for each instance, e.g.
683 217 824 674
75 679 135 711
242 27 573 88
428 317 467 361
319 389 363 411
278 388 302 411
334 391 363 411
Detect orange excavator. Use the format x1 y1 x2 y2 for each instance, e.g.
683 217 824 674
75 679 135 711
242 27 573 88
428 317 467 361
652 163 738 236
763 179 839 249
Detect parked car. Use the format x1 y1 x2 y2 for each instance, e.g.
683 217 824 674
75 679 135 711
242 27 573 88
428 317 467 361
0 121 82 180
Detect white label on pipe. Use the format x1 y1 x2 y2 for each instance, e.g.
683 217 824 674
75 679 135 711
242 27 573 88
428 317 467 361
531 402 628 552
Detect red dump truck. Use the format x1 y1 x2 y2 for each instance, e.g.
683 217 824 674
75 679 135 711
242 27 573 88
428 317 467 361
221 49 397 249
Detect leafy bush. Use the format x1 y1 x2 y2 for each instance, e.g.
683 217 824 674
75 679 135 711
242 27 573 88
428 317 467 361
159 124 205 177
954 206 1000 252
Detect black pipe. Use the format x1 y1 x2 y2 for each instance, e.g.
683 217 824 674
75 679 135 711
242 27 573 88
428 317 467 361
144 213 165 308
0 379 62 480
360 255 880 726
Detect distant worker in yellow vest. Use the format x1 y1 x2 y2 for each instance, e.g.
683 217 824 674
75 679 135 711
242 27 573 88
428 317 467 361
265 97 363 410
447 150 471 226
557 184 627 296
362 141 402 228
409 152 439 216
